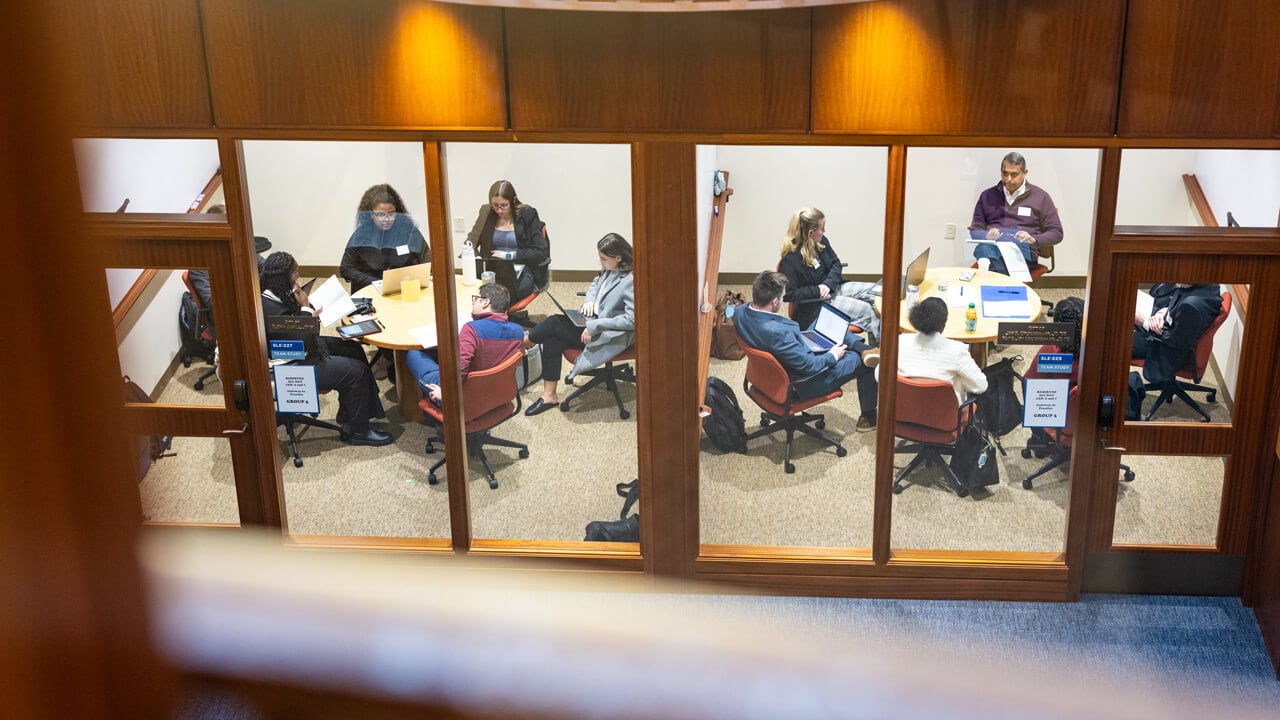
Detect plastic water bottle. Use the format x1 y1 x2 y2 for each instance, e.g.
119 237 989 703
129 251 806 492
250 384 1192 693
906 284 919 308
965 302 978 333
460 240 478 286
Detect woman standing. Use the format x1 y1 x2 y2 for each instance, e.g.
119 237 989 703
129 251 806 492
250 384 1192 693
340 184 428 293
524 233 633 416
777 207 881 346
465 179 550 308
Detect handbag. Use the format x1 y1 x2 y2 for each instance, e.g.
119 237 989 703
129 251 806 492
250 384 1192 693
950 425 999 491
711 290 747 360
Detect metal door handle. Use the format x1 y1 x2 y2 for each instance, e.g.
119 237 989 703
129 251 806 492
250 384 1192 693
222 423 249 436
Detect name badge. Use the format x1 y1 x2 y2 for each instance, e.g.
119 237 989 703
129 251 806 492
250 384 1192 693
396 244 410 256
1017 206 1032 217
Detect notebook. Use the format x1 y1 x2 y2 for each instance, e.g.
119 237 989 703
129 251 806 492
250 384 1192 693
870 247 930 297
547 292 589 328
376 262 432 296
799 303 852 353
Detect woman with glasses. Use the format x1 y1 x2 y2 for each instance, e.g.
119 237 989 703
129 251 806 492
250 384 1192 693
464 180 551 314
340 183 429 293
525 233 633 417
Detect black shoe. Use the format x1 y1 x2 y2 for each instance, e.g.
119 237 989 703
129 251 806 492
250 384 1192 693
348 427 393 446
525 398 558 416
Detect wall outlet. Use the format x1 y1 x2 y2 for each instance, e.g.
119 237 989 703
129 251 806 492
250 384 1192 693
453 217 466 233
944 222 957 240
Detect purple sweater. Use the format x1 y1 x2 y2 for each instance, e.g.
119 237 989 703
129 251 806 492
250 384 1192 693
968 182 1063 257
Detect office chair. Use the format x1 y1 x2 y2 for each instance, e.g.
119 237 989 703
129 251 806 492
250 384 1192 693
1022 386 1135 488
180 270 219 391
421 350 528 489
561 345 637 419
1131 291 1231 422
505 226 552 318
892 376 976 497
276 389 346 468
739 342 847 474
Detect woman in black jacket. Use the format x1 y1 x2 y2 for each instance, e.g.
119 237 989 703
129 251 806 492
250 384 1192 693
777 207 881 346
339 184 428 293
465 179 550 307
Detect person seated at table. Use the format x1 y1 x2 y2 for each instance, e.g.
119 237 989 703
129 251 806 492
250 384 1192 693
778 207 881 346
465 179 550 318
1132 283 1222 386
261 252 391 447
187 204 271 341
968 152 1063 276
879 297 987 402
340 183 428 293
525 233 633 417
735 270 880 431
405 282 525 406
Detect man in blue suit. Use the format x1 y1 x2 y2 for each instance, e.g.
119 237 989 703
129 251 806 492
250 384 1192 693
734 271 880 430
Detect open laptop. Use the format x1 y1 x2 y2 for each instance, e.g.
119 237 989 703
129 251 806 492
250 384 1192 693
547 292 588 328
375 262 431 296
869 247 930 297
799 303 852 353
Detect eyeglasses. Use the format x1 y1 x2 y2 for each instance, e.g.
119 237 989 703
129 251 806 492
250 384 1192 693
490 202 510 212
471 295 484 303
371 211 397 220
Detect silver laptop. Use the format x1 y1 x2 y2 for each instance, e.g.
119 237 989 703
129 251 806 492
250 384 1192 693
547 292 588 328
377 262 432 296
870 247 930 297
799 303 852 353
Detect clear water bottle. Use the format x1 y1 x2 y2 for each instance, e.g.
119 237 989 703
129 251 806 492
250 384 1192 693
906 284 919 308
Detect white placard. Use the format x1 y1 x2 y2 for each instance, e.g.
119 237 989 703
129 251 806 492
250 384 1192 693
1023 378 1070 429
273 364 320 414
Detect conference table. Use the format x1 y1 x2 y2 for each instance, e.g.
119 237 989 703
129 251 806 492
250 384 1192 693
354 277 478 423
877 267 1043 366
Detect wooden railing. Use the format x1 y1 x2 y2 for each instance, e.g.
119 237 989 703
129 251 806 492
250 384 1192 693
696 172 733 416
1183 173 1249 315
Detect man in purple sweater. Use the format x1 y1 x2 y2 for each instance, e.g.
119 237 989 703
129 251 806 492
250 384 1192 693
968 152 1063 276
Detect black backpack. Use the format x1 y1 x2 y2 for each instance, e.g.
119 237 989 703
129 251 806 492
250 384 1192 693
703 376 747 453
978 356 1024 450
178 291 217 367
584 480 639 542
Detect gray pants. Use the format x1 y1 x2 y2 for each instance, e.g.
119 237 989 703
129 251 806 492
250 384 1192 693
829 281 881 346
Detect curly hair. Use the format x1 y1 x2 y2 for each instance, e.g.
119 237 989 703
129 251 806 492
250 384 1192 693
260 252 301 313
357 183 408 213
907 297 949 335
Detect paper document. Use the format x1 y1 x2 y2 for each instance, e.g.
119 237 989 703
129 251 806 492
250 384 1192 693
966 240 1033 282
1136 289 1154 320
945 284 978 307
309 275 356 328
409 312 473 349
980 285 1031 319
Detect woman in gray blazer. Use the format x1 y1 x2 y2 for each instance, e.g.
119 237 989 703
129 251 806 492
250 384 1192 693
525 233 635 416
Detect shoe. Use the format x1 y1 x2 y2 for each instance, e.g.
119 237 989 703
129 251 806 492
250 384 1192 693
860 348 880 369
348 427 393 447
856 416 877 432
525 398 558 416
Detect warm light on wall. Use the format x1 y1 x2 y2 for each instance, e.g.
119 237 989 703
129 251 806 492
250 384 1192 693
430 0 873 12
382 3 502 126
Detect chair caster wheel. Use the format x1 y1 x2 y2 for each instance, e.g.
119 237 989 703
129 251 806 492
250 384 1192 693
784 462 795 474
182 357 192 368
1023 479 1033 490
293 458 303 468
518 449 529 459
835 447 848 457
488 479 498 489
339 430 351 442
957 486 970 498
892 484 904 494
1206 392 1216 403
816 419 825 430
427 473 439 485
425 443 436 454
1021 448 1032 459
760 415 771 427
194 380 205 391
1123 471 1135 482
620 410 631 420
560 401 571 412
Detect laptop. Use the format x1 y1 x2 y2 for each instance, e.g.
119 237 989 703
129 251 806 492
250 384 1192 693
869 247 930 297
376 262 432 296
799 303 852 353
547 292 589 328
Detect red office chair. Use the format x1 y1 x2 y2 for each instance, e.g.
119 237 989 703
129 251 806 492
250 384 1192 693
275 389 346 468
1021 386 1135 489
421 350 528 489
739 342 846 474
1131 291 1230 422
180 270 219 391
561 345 637 419
892 376 976 497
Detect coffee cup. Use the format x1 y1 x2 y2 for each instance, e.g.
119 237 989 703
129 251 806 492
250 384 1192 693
977 258 991 273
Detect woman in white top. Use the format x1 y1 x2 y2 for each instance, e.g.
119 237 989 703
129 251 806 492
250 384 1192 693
878 297 987 401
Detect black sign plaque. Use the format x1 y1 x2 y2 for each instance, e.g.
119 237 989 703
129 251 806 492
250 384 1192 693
997 322 1075 346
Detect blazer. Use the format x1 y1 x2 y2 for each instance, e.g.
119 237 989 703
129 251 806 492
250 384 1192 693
733 304 837 381
568 269 635 380
466 204 551 289
778 237 847 330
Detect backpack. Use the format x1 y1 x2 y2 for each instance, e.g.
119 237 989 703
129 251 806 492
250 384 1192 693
703 376 747 453
179 291 217 367
977 356 1024 450
1125 370 1147 421
123 376 175 482
711 290 747 361
584 480 639 542
950 425 999 492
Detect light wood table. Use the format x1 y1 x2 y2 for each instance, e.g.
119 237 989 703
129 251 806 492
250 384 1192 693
355 277 479 422
878 267 1042 366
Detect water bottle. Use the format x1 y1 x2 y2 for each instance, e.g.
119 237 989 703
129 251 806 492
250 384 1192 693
965 302 978 333
460 240 478 285
906 284 919 308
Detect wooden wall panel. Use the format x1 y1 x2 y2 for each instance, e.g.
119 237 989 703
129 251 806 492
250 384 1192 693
506 10 810 132
202 0 506 129
812 0 1124 135
1119 0 1280 138
57 0 212 128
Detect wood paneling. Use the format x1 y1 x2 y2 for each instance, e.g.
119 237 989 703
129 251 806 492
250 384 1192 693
202 0 506 129
506 10 810 132
55 0 211 128
1119 0 1280 138
812 0 1124 135
1250 446 1280 674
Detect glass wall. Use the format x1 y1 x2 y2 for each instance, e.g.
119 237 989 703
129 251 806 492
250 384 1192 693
1113 454 1226 547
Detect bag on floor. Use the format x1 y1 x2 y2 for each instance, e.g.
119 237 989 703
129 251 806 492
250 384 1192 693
1125 370 1146 421
950 425 999 491
978 356 1024 438
122 376 175 482
178 290 216 366
516 343 542 389
703 376 747 453
711 290 747 361
584 479 640 542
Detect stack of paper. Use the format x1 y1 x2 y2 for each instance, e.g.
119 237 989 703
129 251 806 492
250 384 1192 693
980 285 1030 318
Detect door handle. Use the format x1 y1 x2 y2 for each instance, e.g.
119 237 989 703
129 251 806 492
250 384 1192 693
222 423 249 436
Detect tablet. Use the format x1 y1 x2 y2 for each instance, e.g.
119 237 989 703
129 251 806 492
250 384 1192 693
336 319 383 339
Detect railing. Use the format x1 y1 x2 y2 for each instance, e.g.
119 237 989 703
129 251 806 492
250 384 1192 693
696 172 733 417
1183 173 1249 315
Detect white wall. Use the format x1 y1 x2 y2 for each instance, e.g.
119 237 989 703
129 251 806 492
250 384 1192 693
74 138 222 394
1195 149 1280 227
441 143 633 271
695 146 719 298
1114 150 1200 226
